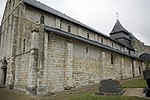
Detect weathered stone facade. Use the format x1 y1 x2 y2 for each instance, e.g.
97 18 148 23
132 39 150 57
0 0 148 95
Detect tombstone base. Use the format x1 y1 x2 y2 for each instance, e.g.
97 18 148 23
96 90 124 96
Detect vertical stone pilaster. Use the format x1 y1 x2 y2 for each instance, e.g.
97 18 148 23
101 52 105 79
9 15 18 88
36 33 48 95
26 30 39 95
64 42 73 89
36 26 48 95
120 58 124 79
26 25 47 95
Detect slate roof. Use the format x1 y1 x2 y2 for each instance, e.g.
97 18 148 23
116 38 134 49
109 20 137 50
110 20 137 40
22 0 134 50
44 26 141 60
111 33 130 40
111 20 129 34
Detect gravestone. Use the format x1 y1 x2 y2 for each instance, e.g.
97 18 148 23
99 79 123 95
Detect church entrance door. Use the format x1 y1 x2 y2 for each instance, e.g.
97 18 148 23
2 68 7 85
1 59 8 85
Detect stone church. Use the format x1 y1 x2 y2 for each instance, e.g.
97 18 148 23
0 0 150 95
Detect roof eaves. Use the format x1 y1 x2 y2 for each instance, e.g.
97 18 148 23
44 26 140 60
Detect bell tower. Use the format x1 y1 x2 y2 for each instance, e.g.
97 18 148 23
110 20 137 50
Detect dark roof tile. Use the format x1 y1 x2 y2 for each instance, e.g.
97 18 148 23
110 20 137 40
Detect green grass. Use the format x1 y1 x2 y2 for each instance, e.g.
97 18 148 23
68 79 148 100
68 94 148 100
121 79 148 88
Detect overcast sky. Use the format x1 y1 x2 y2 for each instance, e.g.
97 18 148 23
0 0 150 45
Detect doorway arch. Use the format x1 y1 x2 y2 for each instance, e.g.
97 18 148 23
1 59 8 85
139 53 150 68
139 53 150 62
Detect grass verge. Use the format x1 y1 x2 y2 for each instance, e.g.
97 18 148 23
69 78 148 100
121 79 147 88
68 94 148 100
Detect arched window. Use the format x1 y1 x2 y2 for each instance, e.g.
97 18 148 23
40 15 45 24
68 25 71 33
86 47 89 53
2 59 8 67
87 33 89 39
111 54 114 64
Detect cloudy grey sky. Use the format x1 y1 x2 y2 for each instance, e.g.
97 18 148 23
0 0 150 45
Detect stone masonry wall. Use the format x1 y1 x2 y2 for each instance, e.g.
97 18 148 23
45 33 142 93
132 39 150 57
46 34 66 92
14 53 30 91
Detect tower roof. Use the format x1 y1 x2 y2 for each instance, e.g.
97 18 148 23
110 20 137 40
110 20 130 34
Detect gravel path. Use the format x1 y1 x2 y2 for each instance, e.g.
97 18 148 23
0 88 38 100
123 88 145 97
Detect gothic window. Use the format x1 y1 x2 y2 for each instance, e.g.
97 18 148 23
40 15 45 24
2 59 8 67
111 54 114 64
87 33 89 39
68 25 71 33
23 39 26 52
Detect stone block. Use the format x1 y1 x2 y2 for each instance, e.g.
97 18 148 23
26 87 36 95
37 86 48 95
